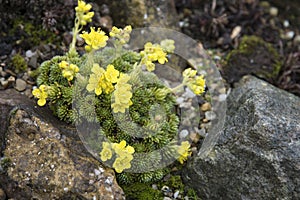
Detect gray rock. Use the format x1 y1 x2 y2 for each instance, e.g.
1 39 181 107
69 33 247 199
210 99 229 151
0 89 125 200
183 76 300 199
15 78 27 91
106 0 179 30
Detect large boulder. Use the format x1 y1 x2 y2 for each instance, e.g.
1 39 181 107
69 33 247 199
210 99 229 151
99 0 179 29
183 76 300 199
0 89 125 200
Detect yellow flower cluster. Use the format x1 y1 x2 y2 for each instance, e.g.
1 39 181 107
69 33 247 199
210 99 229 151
86 64 119 95
182 68 206 95
177 141 192 164
80 27 109 52
160 39 175 53
111 74 133 113
32 85 48 106
100 140 135 173
109 25 132 44
140 42 168 72
58 61 79 81
75 0 94 25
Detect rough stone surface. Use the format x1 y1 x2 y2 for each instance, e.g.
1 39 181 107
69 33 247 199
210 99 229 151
183 76 300 199
101 0 179 29
0 89 125 200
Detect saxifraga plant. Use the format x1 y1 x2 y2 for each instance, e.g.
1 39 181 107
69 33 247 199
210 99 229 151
32 0 206 184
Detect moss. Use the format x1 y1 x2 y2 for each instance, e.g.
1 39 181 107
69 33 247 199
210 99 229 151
0 157 12 174
121 173 202 199
122 182 163 200
161 175 184 191
29 69 40 79
11 53 28 73
222 35 282 84
186 188 202 200
9 17 59 48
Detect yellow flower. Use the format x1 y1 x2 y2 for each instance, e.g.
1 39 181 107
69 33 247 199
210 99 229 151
86 63 105 95
145 61 155 72
81 12 94 25
75 0 94 25
177 141 192 164
113 157 132 173
160 39 175 53
86 64 120 95
112 140 135 156
80 27 108 51
140 42 168 71
32 85 48 106
105 64 119 83
111 74 133 113
75 0 92 13
59 61 79 81
183 68 197 78
100 142 113 161
109 26 121 37
111 140 135 173
109 25 132 44
58 61 69 69
182 68 205 95
186 75 205 95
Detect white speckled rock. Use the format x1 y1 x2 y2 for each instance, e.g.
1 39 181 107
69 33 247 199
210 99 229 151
0 89 125 200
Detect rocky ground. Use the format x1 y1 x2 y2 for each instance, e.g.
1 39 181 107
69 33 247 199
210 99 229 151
0 0 299 199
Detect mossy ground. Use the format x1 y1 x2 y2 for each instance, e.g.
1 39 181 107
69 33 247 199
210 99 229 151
221 35 282 84
9 17 60 49
122 172 201 200
10 53 28 73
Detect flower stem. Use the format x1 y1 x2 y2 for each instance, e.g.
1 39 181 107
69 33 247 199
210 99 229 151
69 17 80 55
171 83 184 93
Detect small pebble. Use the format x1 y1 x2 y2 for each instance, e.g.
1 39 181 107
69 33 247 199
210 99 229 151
286 31 295 39
24 89 33 98
174 190 180 199
0 78 8 88
218 94 227 101
94 168 101 176
176 97 184 104
205 111 217 121
28 54 38 68
25 50 35 58
183 88 196 99
189 132 200 143
201 102 211 112
15 78 27 92
0 70 7 77
152 184 158 190
283 20 289 28
179 129 189 139
230 26 241 39
269 7 278 16
294 35 300 43
197 128 207 138
7 76 15 83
